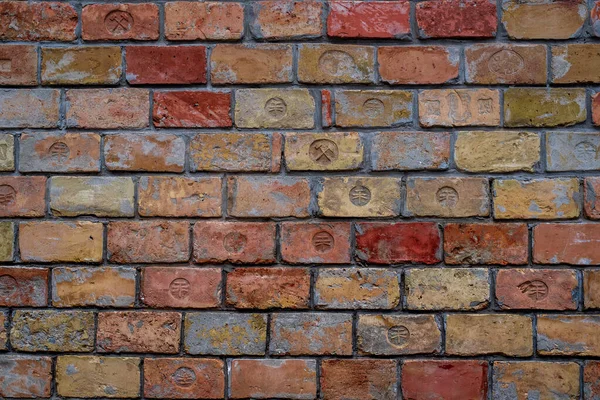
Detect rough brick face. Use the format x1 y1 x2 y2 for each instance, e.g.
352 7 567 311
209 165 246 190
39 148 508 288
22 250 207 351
328 1 410 39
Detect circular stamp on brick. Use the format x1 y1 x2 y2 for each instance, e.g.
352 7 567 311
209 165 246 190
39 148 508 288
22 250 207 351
518 280 548 301
312 231 334 253
309 139 338 165
265 97 287 120
104 10 134 34
575 142 597 161
49 142 70 163
488 49 524 77
169 278 190 300
0 185 16 206
363 98 385 118
349 185 371 207
171 367 196 387
436 186 459 208
318 50 356 77
387 325 410 347
0 275 17 297
223 232 247 253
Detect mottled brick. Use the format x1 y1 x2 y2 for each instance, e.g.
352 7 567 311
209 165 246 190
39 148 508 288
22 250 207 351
144 358 224 399
0 356 52 398
0 135 13 172
165 2 244 41
250 1 323 40
298 44 375 84
0 89 59 128
533 223 600 265
41 47 122 85
334 90 412 127
379 46 459 84
504 88 586 128
234 89 315 129
419 89 500 127
546 132 600 171
0 267 48 307
0 222 12 262
104 133 185 172
328 1 410 39
416 0 497 38
0 45 37 86
586 178 600 219
281 222 351 264
211 44 293 84
585 270 600 309
153 91 231 128
538 315 600 356
320 359 397 400
0 2 77 41
585 361 600 399
552 44 600 84
502 0 586 39
371 131 450 171
126 46 206 84
82 3 159 41
0 176 46 217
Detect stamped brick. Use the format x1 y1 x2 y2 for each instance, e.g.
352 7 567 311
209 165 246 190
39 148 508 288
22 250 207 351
419 89 500 127
270 313 352 356
108 221 190 264
379 46 459 84
20 132 100 173
138 176 222 217
496 269 577 311
357 314 441 356
144 358 224 399
0 2 77 41
546 132 600 171
0 89 59 128
234 89 315 129
416 0 497 38
315 268 400 310
328 1 410 39
165 2 244 41
126 46 206 84
298 44 375 84
586 178 600 219
502 0 586 39
334 90 413 127
41 47 122 85
97 311 181 354
0 222 12 262
0 45 37 86
141 267 221 309
226 267 310 309
211 44 293 84
371 131 450 171
0 135 13 172
0 356 52 398
284 132 363 171
504 88 586 128
585 270 600 309
493 361 580 399
53 267 136 308
281 222 351 264
533 223 600 265
104 133 185 172
82 3 159 41
0 267 47 307
153 91 231 128
0 176 46 217
538 315 600 356
250 1 323 40
552 44 600 84
320 359 397 400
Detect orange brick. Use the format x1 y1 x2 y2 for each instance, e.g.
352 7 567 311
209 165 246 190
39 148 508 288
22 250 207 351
379 46 459 85
534 223 600 265
211 44 293 84
165 2 244 41
320 359 397 400
104 134 185 172
250 1 323 40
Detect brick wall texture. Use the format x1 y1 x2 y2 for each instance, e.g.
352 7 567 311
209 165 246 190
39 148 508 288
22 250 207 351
2 0 600 398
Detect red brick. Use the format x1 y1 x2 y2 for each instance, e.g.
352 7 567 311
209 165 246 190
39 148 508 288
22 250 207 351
226 267 310 309
0 312 6 350
82 3 159 41
585 361 600 399
0 2 77 41
0 45 37 86
126 46 206 85
534 223 600 265
0 267 48 307
108 221 190 264
211 44 293 84
97 311 181 354
586 177 600 220
165 2 244 41
322 90 333 127
281 222 351 264
230 359 317 399
193 221 276 264
444 223 529 265
355 222 441 265
496 269 578 310
141 267 221 309
378 46 459 85
104 133 185 172
0 176 45 217
250 1 323 40
153 91 232 128
594 92 600 126
327 1 410 39
144 358 224 399
320 359 397 400
416 0 497 38
0 356 52 398
402 360 488 400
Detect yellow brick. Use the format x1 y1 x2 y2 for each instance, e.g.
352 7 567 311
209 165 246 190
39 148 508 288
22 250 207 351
284 132 363 171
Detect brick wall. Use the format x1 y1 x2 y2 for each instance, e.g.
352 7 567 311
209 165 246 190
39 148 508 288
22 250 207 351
1 0 600 398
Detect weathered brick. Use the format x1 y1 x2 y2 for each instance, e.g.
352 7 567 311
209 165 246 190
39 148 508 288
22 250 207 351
11 310 95 352
585 361 600 399
444 223 528 265
502 0 586 39
126 46 206 84
318 177 401 217
0 45 37 86
547 132 600 171
211 44 293 84
0 313 6 350
0 267 48 307
298 44 375 84
108 221 190 263
455 131 540 173
228 176 311 218
493 361 580 399
53 267 135 308
250 1 323 40
496 269 578 311
0 176 45 217
538 315 600 356
0 222 12 262
356 222 441 265
20 221 103 263
0 89 59 128
533 223 600 265
0 356 52 398
322 89 333 127
41 47 122 85
281 222 351 264
165 2 244 41
446 314 533 356
97 311 181 354
141 267 221 309
50 176 134 217
371 131 450 171
56 356 140 398
419 89 500 127
19 132 100 173
416 0 497 38
66 88 149 129
504 88 586 128
104 133 185 172
334 90 412 127
144 358 224 399
270 313 352 356
328 1 410 39
404 268 490 311
234 89 315 129
230 359 316 400
320 359 397 400
226 267 310 309
585 270 600 309
357 314 441 356
0 135 13 172
194 221 276 264
82 3 159 41
379 46 459 84
0 2 77 41
315 268 400 309
184 312 267 355
284 132 363 171
138 176 222 217
552 44 600 84
586 178 600 219
465 44 547 84
153 91 231 128
405 177 489 218
402 360 488 400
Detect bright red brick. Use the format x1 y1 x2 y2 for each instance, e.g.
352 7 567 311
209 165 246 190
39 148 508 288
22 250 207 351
320 359 397 400
416 0 497 38
534 223 600 265
281 222 351 264
327 1 410 39
153 91 232 128
0 2 77 41
126 46 206 84
82 3 159 41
